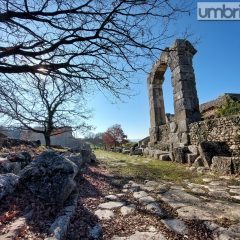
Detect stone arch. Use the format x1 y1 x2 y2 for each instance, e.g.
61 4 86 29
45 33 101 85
148 39 201 146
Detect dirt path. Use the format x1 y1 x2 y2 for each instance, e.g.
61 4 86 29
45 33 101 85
1 150 240 239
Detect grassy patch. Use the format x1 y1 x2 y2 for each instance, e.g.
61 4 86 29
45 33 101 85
95 150 205 184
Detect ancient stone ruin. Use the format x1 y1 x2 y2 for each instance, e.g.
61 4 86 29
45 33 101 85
145 39 240 174
148 39 201 147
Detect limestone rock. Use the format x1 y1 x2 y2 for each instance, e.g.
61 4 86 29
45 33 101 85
112 231 166 240
95 209 114 220
120 204 136 216
98 201 125 209
172 147 189 163
66 154 84 171
133 191 148 199
19 151 78 204
139 196 155 205
198 141 231 168
158 189 201 209
0 173 19 200
161 219 188 235
145 202 165 217
105 195 118 201
211 156 233 175
0 159 22 174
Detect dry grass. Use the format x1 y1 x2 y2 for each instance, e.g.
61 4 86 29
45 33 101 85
95 150 206 184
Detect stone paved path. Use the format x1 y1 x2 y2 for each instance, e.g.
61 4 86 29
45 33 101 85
93 178 240 240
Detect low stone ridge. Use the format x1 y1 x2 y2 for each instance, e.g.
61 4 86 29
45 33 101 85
0 173 19 200
19 151 78 204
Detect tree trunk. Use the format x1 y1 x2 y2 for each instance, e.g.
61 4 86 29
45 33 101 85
44 135 51 147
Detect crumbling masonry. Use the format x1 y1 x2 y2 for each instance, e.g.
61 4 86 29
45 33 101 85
148 39 200 147
146 39 240 174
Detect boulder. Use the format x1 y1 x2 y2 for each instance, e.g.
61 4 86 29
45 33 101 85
0 152 32 174
19 151 78 204
172 147 190 163
66 154 84 170
0 173 19 200
130 148 143 156
211 156 233 175
0 158 22 174
198 141 231 168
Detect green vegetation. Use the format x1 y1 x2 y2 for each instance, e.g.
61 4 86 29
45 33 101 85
95 150 206 184
217 97 240 117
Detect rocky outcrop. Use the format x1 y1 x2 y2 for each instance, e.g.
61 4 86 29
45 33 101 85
0 151 32 174
0 173 19 200
19 151 78 204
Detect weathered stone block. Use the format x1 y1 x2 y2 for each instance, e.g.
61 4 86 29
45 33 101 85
172 147 190 163
187 153 198 166
199 141 231 168
159 154 171 161
211 156 233 175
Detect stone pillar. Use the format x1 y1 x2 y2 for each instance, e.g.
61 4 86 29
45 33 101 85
169 39 201 145
148 63 167 144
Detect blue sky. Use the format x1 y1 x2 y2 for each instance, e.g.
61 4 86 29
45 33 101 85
87 1 240 139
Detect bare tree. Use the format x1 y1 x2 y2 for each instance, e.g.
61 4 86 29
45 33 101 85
0 0 191 98
0 76 91 146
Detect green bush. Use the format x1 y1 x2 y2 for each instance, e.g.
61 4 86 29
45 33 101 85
217 97 240 117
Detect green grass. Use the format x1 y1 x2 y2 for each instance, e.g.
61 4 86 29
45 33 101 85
95 149 206 184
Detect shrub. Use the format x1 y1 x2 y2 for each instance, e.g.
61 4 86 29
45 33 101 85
217 97 240 117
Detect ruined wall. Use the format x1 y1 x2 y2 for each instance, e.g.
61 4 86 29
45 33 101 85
148 39 201 147
189 115 240 155
154 124 170 151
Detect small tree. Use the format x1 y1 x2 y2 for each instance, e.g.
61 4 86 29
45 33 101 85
102 124 128 148
0 75 91 146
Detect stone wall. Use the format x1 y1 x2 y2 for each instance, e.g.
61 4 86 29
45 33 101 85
189 115 240 156
152 124 170 151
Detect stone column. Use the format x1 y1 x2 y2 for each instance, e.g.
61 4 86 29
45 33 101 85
169 39 201 145
148 61 168 144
